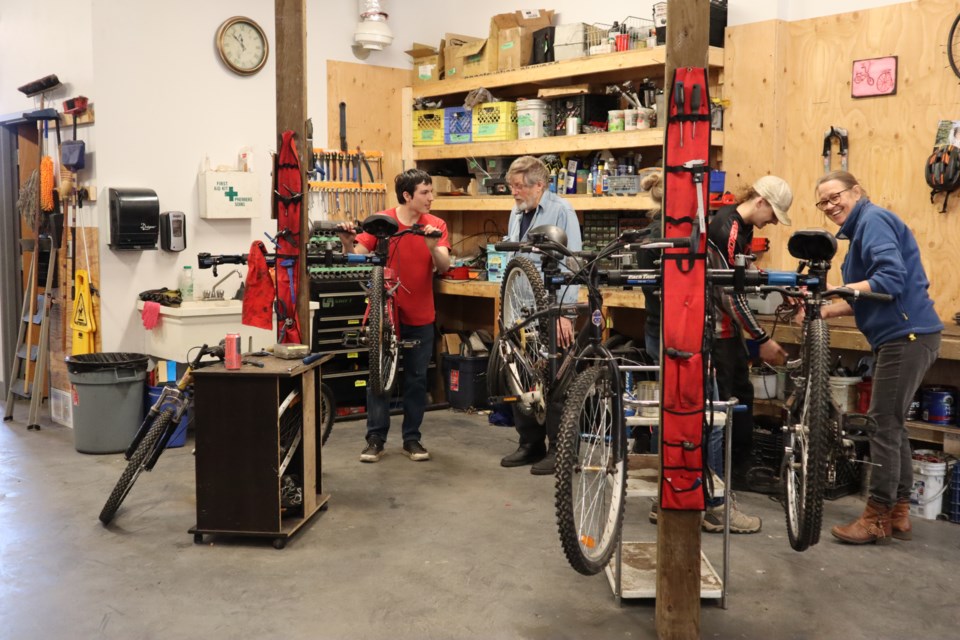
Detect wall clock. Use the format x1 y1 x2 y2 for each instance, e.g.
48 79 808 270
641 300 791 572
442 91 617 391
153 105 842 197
216 17 269 76
949 13 960 80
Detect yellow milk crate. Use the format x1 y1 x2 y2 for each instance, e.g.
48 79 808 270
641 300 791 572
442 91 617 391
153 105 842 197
472 102 518 142
413 109 445 146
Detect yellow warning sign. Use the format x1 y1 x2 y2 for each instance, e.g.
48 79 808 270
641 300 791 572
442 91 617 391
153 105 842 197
71 291 89 328
71 270 96 355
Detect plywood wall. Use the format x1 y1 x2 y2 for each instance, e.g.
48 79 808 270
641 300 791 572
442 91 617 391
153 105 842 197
724 0 960 321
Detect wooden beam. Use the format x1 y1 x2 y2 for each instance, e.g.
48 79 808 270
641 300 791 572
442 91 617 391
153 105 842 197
656 1 710 639
275 0 309 344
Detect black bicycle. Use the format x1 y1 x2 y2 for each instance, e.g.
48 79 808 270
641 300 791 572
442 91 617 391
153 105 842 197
732 229 891 551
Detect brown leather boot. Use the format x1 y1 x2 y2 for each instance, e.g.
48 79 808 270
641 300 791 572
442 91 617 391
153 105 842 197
831 499 893 545
890 498 912 540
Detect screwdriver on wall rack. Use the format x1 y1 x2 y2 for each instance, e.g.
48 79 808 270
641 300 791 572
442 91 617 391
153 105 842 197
690 84 702 139
675 81 685 146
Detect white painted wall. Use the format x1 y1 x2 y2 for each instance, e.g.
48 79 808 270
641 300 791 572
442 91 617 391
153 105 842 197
0 0 912 355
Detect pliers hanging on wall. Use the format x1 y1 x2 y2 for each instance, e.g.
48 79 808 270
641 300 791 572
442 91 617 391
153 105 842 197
823 126 849 174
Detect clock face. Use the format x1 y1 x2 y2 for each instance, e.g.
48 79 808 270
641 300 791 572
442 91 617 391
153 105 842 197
216 17 268 75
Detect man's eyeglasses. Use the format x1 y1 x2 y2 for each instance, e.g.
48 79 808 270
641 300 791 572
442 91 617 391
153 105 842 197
815 188 850 211
509 182 532 192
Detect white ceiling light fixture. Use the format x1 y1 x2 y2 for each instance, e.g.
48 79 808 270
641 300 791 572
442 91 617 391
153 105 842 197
354 0 393 51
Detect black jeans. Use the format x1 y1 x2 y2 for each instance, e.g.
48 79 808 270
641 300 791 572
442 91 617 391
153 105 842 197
868 332 941 506
366 322 435 444
712 337 754 469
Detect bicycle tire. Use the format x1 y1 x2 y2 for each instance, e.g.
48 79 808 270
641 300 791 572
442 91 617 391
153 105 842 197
499 257 549 421
367 268 399 396
949 12 960 81
783 317 830 551
99 408 174 525
555 365 626 575
320 382 335 446
278 389 303 477
486 336 506 400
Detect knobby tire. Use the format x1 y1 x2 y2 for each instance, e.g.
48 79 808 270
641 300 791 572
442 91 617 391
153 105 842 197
555 366 626 575
499 258 549 421
320 382 334 446
99 408 174 525
367 268 398 396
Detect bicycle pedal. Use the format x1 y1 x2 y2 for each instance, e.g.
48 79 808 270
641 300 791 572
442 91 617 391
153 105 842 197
490 395 519 404
399 339 421 348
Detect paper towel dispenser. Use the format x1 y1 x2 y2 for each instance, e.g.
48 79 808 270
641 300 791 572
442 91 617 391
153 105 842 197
109 188 159 250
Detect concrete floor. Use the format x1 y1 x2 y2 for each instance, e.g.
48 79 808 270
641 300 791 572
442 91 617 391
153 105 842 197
1 403 958 640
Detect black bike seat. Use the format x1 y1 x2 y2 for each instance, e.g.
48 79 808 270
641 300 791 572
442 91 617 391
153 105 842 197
361 213 400 239
787 229 837 261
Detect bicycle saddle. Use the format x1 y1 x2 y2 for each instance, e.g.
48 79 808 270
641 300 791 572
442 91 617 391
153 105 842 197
527 224 568 247
361 213 400 239
787 229 837 261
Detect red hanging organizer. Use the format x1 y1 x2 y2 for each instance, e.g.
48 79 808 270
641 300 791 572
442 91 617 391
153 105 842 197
274 130 303 344
660 66 712 511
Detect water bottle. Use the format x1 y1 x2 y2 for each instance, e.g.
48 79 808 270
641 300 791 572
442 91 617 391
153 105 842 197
180 265 194 301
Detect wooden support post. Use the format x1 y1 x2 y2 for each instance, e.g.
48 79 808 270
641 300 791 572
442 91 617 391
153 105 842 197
275 0 310 344
656 1 710 639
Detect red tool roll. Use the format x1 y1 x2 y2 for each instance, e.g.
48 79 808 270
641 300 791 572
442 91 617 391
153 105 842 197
660 66 712 511
275 130 303 344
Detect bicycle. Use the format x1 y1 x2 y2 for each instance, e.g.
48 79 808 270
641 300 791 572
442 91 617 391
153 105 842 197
98 343 224 524
313 213 443 396
732 229 891 551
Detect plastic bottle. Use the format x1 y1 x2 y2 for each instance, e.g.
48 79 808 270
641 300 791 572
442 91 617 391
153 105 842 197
180 265 194 301
549 167 558 193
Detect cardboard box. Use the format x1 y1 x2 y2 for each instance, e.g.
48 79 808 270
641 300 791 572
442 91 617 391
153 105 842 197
432 176 473 195
441 333 463 355
406 42 444 85
494 10 555 71
460 38 495 79
444 33 483 80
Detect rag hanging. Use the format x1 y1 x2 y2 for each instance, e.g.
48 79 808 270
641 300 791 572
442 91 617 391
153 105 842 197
242 240 275 331
141 300 162 330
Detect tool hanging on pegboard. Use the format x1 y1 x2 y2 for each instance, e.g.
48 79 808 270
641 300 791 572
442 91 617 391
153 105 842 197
822 126 849 174
308 147 386 220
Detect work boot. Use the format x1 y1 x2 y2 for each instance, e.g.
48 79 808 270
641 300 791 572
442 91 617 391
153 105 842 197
530 445 557 476
831 498 893 545
500 442 546 468
891 498 912 541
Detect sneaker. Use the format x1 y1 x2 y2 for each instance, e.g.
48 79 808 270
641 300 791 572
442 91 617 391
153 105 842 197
649 498 659 524
360 436 385 463
702 492 762 534
402 440 431 461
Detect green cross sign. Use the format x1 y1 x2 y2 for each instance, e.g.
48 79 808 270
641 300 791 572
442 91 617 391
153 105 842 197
225 186 238 201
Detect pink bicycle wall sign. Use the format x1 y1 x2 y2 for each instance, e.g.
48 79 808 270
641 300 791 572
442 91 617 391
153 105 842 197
852 56 897 98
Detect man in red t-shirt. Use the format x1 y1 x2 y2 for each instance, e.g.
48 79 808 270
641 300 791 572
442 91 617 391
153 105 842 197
337 169 451 463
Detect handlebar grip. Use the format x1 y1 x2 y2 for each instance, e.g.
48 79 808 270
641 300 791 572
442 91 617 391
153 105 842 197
424 230 443 238
856 290 893 302
302 352 325 365
494 242 523 252
765 270 799 286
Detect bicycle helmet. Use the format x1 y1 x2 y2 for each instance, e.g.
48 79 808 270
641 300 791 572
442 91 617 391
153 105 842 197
924 145 960 213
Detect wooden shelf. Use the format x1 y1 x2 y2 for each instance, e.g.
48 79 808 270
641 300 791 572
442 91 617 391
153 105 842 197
414 129 723 161
432 192 655 212
411 47 725 100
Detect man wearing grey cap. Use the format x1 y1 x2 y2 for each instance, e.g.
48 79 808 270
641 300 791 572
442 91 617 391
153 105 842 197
706 175 792 511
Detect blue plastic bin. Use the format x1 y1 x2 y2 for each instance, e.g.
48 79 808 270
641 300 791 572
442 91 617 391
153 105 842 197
444 107 472 144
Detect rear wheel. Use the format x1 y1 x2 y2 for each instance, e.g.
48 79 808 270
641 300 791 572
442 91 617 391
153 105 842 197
499 258 549 422
368 268 399 395
319 382 335 446
783 317 830 551
555 366 626 575
99 408 174 525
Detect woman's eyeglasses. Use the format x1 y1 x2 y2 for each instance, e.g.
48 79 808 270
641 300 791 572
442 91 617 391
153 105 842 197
815 188 850 210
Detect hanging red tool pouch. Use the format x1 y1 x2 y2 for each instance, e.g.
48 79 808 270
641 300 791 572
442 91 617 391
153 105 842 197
274 130 303 344
242 240 275 331
660 66 712 511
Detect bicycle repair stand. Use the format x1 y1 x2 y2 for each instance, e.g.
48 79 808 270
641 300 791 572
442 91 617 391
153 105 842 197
607 396 738 608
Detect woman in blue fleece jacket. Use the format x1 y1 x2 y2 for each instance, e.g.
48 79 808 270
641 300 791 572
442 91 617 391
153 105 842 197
814 171 943 545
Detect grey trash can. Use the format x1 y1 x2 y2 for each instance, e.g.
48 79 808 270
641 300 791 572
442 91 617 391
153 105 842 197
66 353 149 454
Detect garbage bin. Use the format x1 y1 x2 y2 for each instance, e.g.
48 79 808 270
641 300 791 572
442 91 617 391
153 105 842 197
442 354 489 410
66 353 149 454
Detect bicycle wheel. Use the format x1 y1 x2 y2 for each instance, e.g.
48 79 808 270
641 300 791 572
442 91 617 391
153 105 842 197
782 317 830 551
499 257 549 421
555 365 626 575
99 408 174 525
278 388 303 477
368 267 399 396
320 382 334 446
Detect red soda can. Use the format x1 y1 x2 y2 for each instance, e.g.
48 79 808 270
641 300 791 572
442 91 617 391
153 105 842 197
225 333 241 370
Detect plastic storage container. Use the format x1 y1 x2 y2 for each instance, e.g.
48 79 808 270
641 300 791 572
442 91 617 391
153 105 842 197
910 449 949 520
516 99 551 139
472 102 518 142
413 109 444 146
443 106 472 144
145 385 189 448
442 354 489 410
66 353 149 454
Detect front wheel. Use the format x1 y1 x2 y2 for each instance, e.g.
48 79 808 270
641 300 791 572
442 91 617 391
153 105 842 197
99 408 174 525
555 366 626 575
368 268 399 396
782 317 830 551
319 382 335 446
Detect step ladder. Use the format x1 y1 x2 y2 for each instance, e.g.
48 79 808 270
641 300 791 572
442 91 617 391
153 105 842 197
4 232 58 430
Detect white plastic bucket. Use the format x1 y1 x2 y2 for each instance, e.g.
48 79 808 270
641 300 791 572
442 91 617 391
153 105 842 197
750 369 778 400
624 109 639 130
608 109 625 132
910 450 949 520
517 99 550 139
829 376 860 413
